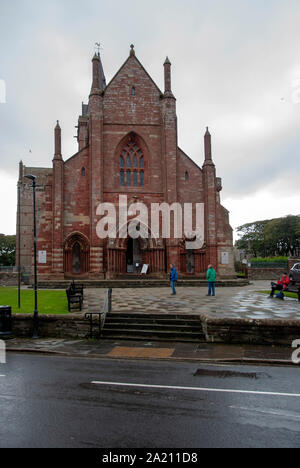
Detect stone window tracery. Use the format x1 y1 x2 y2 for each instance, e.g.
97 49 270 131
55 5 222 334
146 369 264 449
119 137 145 187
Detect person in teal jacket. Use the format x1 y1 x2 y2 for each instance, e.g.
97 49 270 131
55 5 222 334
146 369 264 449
206 265 217 297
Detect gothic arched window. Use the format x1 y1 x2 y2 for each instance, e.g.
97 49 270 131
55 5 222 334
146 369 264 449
119 137 145 187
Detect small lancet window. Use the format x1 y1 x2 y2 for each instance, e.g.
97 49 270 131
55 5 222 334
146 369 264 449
131 87 136 97
185 171 189 182
81 167 86 177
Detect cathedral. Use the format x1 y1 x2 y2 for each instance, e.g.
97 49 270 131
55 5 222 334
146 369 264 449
17 45 235 280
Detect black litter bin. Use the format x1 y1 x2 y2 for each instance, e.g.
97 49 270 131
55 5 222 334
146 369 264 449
0 306 12 337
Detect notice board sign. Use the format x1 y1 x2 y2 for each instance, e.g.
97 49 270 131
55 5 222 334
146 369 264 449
38 251 47 264
221 252 229 265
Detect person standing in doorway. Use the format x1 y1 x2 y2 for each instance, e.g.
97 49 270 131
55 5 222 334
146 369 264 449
170 264 178 295
206 264 217 297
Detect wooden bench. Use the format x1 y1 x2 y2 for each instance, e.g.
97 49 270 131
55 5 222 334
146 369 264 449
286 283 300 302
66 286 83 312
70 281 84 298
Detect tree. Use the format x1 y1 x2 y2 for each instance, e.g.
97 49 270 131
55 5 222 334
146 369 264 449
0 234 16 266
235 220 269 257
264 216 300 256
236 216 300 258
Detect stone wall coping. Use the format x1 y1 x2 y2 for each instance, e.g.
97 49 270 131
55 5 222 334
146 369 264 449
12 313 86 321
199 313 300 327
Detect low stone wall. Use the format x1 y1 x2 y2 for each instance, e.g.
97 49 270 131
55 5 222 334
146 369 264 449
11 313 91 339
248 268 285 280
36 279 249 289
0 272 18 286
201 315 300 346
10 311 300 346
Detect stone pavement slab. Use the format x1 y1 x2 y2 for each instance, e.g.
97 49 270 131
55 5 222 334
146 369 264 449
83 281 300 321
5 337 296 366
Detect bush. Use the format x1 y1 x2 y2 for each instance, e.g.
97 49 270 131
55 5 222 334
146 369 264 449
251 257 288 264
250 257 288 269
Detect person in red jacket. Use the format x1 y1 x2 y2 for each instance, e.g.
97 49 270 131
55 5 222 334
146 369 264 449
270 273 290 298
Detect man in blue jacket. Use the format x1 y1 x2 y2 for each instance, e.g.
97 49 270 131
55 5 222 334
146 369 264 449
170 264 178 295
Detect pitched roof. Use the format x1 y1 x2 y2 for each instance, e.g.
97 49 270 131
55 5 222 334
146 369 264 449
104 49 163 96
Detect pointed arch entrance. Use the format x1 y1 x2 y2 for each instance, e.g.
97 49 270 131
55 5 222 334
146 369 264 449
64 233 90 277
106 227 166 278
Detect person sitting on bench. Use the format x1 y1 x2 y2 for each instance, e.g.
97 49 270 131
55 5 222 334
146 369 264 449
270 273 290 298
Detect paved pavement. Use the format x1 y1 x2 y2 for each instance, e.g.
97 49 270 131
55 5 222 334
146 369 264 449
5 336 296 365
84 280 300 321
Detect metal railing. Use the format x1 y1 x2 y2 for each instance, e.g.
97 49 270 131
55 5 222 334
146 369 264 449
85 288 112 339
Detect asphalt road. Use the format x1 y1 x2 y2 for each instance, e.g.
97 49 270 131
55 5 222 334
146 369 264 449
0 353 299 448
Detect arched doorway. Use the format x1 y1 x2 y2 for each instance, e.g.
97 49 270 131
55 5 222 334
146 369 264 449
64 233 90 277
72 242 82 274
186 250 195 274
126 238 142 273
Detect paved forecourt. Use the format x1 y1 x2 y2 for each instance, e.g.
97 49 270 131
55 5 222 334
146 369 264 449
84 281 300 321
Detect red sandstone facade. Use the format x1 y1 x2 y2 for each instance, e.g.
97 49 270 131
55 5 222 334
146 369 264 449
17 46 235 280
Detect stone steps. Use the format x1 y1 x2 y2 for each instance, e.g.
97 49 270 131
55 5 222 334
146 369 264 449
101 313 206 342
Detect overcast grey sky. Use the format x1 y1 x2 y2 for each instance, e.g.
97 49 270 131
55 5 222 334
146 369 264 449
0 0 300 237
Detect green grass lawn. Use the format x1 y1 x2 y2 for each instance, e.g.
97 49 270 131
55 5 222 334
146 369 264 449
0 288 69 315
259 290 299 300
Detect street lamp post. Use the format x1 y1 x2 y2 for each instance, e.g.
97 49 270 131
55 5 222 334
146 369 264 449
17 181 21 309
24 174 39 339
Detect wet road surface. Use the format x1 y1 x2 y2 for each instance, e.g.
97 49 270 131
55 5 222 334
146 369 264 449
0 354 299 448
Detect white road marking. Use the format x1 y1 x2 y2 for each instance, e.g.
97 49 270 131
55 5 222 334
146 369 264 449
91 381 300 398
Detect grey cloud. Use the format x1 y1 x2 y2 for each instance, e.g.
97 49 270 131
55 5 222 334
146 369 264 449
1 0 300 202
